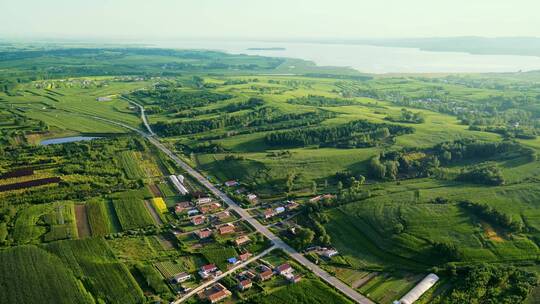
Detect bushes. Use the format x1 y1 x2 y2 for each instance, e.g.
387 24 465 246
457 165 505 186
265 120 413 148
435 264 538 304
460 200 523 232
135 263 172 297
287 95 356 107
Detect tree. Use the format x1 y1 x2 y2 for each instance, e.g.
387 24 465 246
357 175 366 185
311 181 317 194
295 227 315 248
337 181 343 193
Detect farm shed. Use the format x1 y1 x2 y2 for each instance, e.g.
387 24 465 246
397 273 439 304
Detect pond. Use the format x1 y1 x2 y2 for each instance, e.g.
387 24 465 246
39 136 101 146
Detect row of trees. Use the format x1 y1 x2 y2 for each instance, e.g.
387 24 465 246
367 139 529 181
459 200 523 232
287 94 356 107
385 108 425 124
434 264 538 304
265 120 413 148
154 107 335 137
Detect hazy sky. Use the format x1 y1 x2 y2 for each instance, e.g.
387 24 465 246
1 0 539 40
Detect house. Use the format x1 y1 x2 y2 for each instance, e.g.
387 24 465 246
288 275 302 284
198 264 219 279
258 269 274 281
309 194 335 203
187 209 200 216
243 270 256 280
170 272 191 284
234 235 251 246
224 180 239 187
213 211 230 221
191 215 206 226
285 201 299 210
195 228 213 239
276 263 293 275
175 201 192 214
247 194 257 201
275 206 285 214
238 279 252 291
208 288 231 303
198 283 232 304
199 202 221 214
197 197 212 205
321 249 339 258
263 208 276 219
239 252 252 261
218 223 235 235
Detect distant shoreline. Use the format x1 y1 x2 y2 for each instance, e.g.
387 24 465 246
246 47 286 51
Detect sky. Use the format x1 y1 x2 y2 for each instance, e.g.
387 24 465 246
1 0 539 41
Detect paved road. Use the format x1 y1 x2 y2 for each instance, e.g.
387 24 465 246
175 246 275 303
91 108 375 304
120 96 155 136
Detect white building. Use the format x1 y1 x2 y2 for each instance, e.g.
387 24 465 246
396 273 439 304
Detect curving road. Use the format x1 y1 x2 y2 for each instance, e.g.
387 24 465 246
92 100 374 304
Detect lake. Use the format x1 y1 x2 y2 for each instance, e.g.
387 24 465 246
40 136 101 146
150 40 540 74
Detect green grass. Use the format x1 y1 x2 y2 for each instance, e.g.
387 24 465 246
86 198 113 236
111 189 154 230
12 202 78 244
117 151 146 179
253 278 353 304
44 238 145 304
0 245 94 304
200 246 238 270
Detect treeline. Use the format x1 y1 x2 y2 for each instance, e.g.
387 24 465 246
367 139 531 180
456 164 505 186
174 97 264 118
385 108 425 124
460 200 523 232
434 264 538 304
265 120 413 148
153 108 335 137
287 95 356 107
131 88 233 113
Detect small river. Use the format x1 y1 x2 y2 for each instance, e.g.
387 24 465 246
40 136 101 146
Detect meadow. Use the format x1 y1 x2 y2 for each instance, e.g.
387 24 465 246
1 46 540 303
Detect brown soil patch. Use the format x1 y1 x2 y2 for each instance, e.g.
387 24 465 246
144 200 163 226
75 204 91 238
148 184 163 197
352 272 378 289
482 222 504 242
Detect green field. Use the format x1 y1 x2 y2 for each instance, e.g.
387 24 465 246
0 245 94 304
86 198 113 236
253 279 353 304
111 189 155 230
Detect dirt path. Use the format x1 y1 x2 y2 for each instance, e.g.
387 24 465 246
144 200 163 226
74 204 91 238
352 272 378 289
148 184 163 197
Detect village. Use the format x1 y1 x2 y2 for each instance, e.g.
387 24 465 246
146 170 346 304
